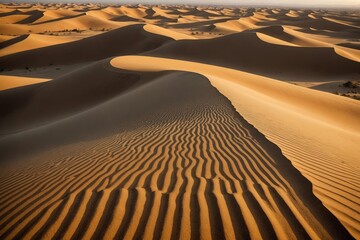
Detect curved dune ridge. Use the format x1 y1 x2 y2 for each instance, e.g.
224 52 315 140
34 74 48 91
214 14 264 32
144 31 360 81
0 24 173 68
0 33 83 57
1 3 360 240
0 64 353 239
110 55 360 239
143 24 196 40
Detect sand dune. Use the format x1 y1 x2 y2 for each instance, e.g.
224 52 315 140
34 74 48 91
32 9 82 24
214 16 260 32
0 3 359 240
30 14 119 32
0 33 83 57
0 14 123 35
112 56 360 132
120 6 147 19
0 35 17 45
0 61 144 134
0 24 172 68
145 31 359 81
152 6 180 19
111 55 360 238
101 6 125 16
86 10 117 20
0 14 31 24
10 10 43 24
143 24 196 40
250 26 360 62
0 63 352 239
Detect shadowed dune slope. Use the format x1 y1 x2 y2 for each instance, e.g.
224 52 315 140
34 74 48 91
0 69 182 161
145 31 360 81
0 34 27 49
0 9 43 24
0 68 353 240
258 16 360 32
0 60 151 134
33 9 82 24
0 14 30 24
0 24 173 68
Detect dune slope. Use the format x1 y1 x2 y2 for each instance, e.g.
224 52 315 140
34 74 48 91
0 24 172 68
0 67 352 239
145 31 360 81
111 55 360 239
0 60 144 134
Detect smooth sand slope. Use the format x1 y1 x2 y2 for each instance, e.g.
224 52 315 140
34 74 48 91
0 3 359 240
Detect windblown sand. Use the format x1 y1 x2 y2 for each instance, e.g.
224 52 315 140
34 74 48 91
0 3 359 239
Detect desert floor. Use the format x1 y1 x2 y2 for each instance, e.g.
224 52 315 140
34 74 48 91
0 3 359 239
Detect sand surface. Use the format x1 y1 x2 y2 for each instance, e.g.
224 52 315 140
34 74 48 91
0 3 359 239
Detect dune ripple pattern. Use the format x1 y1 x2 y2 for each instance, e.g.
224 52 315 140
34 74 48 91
0 71 353 239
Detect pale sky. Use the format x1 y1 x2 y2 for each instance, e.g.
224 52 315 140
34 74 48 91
149 0 359 8
9 0 360 8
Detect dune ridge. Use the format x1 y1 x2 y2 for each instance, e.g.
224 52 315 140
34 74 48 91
0 33 83 57
111 56 360 238
0 24 172 68
144 31 359 81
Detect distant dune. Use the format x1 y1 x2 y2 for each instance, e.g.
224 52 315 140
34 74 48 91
0 3 359 239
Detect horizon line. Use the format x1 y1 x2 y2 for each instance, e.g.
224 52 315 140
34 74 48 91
3 1 360 10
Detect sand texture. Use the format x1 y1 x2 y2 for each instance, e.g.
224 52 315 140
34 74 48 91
0 3 359 240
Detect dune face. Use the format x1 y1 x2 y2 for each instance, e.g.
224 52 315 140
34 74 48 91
0 68 353 240
1 3 359 240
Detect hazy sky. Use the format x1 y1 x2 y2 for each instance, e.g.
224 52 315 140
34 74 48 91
10 0 360 8
154 0 359 7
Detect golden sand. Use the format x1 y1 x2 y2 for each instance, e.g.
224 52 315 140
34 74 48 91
0 3 359 239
